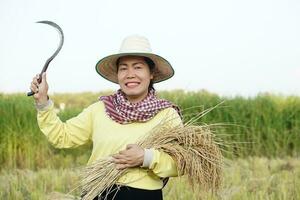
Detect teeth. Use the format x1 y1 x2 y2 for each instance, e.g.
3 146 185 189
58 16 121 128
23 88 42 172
127 83 139 87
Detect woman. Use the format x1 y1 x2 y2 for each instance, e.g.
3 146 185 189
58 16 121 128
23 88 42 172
30 35 183 200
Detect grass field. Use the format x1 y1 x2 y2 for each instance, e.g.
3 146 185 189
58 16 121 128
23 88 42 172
1 157 299 199
0 91 299 199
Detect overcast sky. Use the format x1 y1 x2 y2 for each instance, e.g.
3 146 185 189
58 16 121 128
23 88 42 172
0 0 299 97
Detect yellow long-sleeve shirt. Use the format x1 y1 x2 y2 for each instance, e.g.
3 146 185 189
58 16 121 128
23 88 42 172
37 100 182 190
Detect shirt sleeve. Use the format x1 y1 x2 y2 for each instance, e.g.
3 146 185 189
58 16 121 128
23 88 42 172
37 100 93 148
148 108 183 178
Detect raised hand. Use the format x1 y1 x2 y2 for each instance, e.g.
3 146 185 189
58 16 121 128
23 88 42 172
30 72 49 104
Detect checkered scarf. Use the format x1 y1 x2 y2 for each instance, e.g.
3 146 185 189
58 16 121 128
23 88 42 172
99 89 181 124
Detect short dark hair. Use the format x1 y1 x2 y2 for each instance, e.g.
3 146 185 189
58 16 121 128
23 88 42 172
143 57 155 73
143 57 155 90
116 56 155 90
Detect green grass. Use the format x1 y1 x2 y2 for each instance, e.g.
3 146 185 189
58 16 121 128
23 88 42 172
1 91 300 199
1 91 300 169
1 157 299 200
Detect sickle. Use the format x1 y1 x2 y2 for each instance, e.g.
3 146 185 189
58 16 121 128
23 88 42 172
27 20 64 96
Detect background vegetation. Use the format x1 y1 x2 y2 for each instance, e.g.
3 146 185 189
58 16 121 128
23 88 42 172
0 91 299 199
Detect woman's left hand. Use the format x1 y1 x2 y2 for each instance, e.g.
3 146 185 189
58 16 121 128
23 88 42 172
112 144 144 170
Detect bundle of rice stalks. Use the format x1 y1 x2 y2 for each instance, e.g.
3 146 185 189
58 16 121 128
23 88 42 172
80 109 224 200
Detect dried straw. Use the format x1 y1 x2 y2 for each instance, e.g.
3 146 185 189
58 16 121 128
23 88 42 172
80 108 224 200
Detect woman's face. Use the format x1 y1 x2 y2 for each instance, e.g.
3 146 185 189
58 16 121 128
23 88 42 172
117 56 153 103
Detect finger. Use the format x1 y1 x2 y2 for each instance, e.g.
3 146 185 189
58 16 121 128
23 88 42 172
30 83 38 93
112 154 124 159
31 82 37 89
119 150 128 155
30 86 37 94
31 79 39 87
112 154 128 162
32 77 39 85
116 164 130 170
113 158 127 164
116 164 123 170
114 156 135 165
30 87 38 94
126 144 135 149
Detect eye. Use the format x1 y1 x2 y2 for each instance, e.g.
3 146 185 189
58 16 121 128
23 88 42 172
118 66 127 71
134 65 142 69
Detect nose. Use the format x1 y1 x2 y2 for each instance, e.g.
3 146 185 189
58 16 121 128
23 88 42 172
126 67 136 79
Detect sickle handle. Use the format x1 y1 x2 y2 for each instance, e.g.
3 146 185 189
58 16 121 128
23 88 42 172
27 91 36 96
27 20 64 96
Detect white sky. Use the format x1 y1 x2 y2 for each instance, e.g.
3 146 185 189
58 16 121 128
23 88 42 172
0 0 299 97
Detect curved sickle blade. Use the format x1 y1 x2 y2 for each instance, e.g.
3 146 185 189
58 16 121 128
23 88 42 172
27 20 64 96
36 20 64 73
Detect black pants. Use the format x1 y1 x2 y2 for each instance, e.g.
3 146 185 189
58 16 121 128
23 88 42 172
89 185 163 200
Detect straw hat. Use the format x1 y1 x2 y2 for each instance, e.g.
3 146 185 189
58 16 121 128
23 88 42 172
95 35 174 83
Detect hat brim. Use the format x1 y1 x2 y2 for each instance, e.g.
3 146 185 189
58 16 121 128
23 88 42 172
95 52 174 84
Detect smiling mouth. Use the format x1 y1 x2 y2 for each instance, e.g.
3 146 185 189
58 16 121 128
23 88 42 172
125 82 140 88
